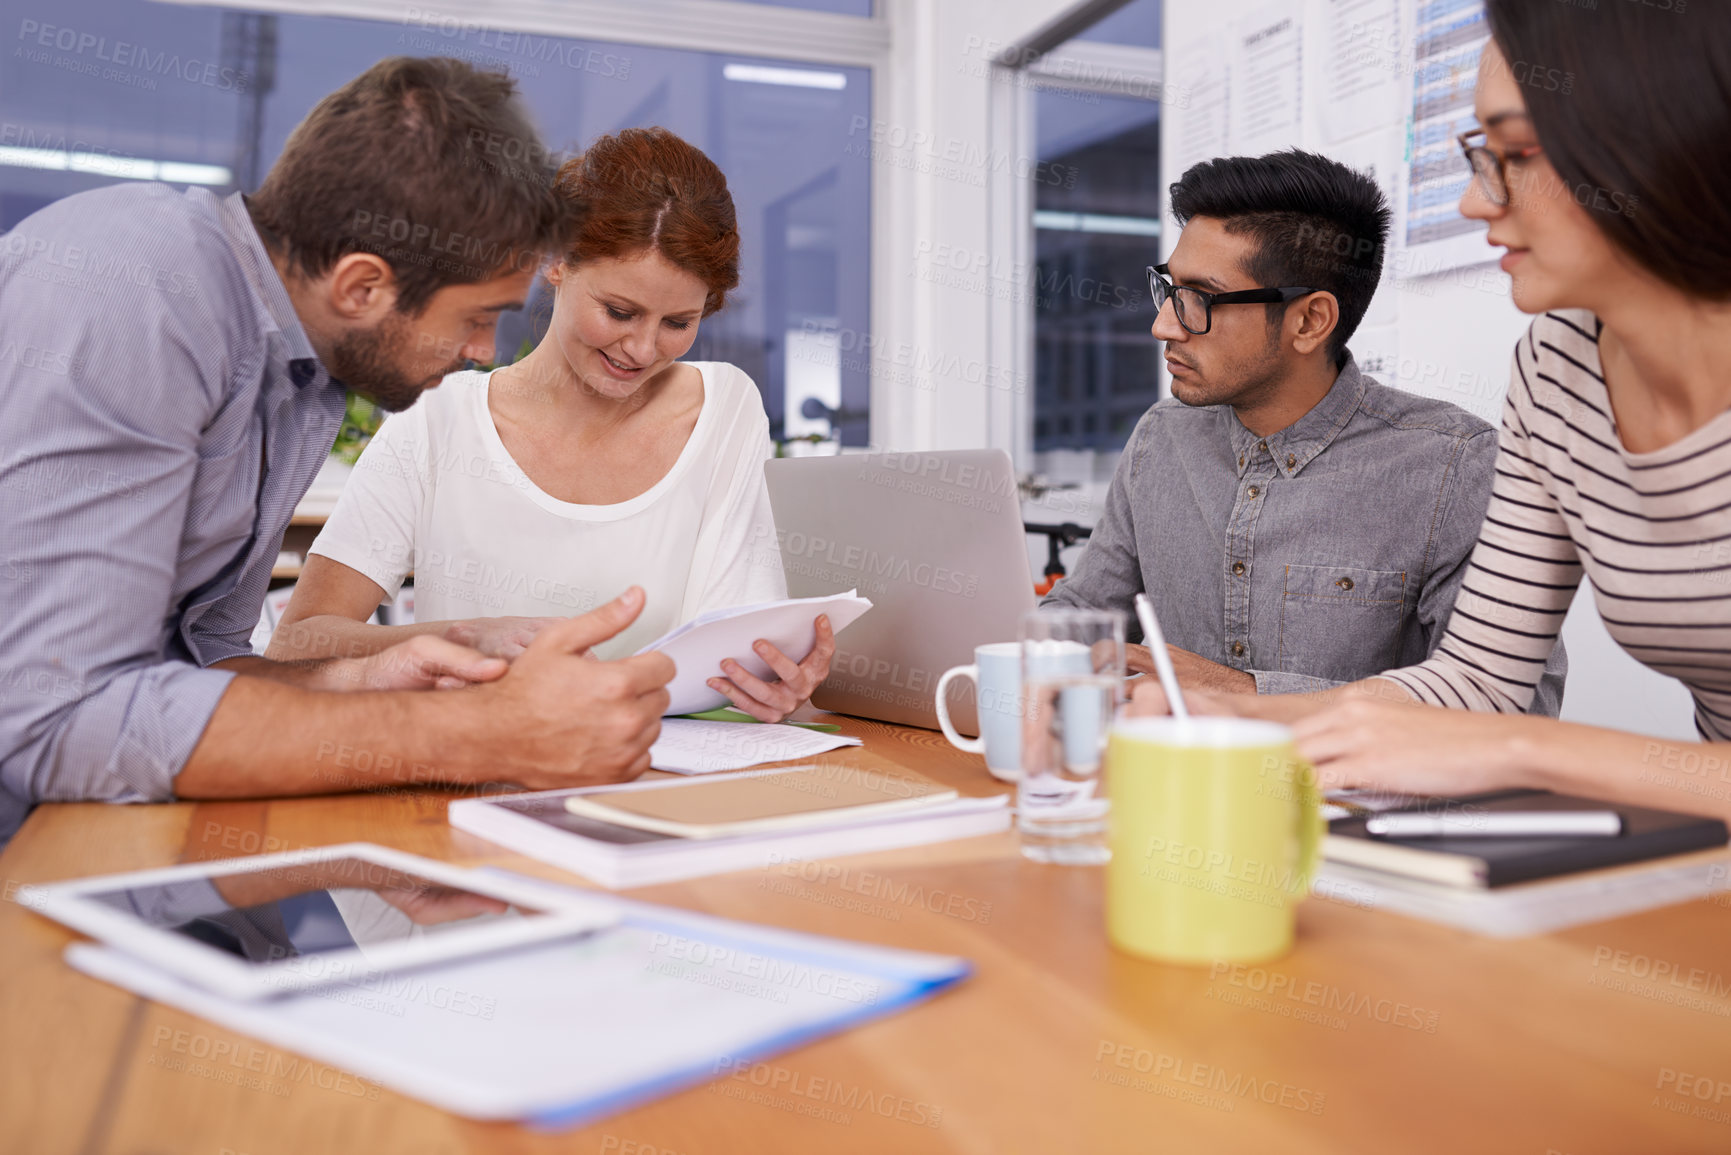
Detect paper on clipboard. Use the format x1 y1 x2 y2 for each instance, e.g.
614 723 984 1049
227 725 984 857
65 886 968 1127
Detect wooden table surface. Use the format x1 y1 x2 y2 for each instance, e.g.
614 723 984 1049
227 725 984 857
4 715 1729 1155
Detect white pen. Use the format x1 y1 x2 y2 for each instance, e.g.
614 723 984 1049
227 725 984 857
1365 811 1624 839
1132 592 1189 720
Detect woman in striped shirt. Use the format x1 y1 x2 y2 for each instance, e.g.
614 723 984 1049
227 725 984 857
1135 0 1731 823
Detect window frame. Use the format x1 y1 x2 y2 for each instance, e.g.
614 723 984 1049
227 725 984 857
985 30 1165 469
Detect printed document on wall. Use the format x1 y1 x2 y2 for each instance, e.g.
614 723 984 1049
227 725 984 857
1319 0 1402 144
1169 31 1229 194
1403 0 1491 274
1229 5 1303 156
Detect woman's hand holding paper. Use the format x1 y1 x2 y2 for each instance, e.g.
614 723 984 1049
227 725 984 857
707 614 836 723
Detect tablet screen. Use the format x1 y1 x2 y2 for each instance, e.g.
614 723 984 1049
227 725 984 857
83 856 548 965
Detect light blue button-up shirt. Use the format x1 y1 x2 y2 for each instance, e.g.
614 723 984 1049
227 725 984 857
0 183 345 848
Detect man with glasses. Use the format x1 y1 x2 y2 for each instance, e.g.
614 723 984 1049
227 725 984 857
1044 149 1566 709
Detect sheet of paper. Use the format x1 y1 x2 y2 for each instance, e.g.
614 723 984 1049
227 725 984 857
638 590 873 716
1318 0 1402 144
67 890 967 1127
650 718 861 775
1229 5 1303 156
1169 31 1230 181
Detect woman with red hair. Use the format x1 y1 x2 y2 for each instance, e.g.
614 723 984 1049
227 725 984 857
275 128 832 722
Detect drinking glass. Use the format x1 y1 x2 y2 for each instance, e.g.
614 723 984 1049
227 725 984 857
1016 608 1126 864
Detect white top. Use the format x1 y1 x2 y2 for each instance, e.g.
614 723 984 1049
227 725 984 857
308 362 787 660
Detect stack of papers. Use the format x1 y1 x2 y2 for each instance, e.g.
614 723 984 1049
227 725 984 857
638 590 873 715
67 876 971 1126
650 718 860 774
450 767 1011 889
1317 789 1731 936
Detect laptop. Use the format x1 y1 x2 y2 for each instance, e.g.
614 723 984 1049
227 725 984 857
764 450 1037 733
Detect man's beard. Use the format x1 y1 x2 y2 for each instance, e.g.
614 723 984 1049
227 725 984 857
1167 331 1284 411
326 310 466 413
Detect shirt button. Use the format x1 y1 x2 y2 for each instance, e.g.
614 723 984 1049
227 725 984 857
1258 440 1267 452
1286 453 1297 469
1232 642 1246 658
1247 485 1260 498
1337 576 1355 591
1232 561 1246 577
1237 455 1244 468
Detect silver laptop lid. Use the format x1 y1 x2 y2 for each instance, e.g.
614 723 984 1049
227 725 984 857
764 450 1036 732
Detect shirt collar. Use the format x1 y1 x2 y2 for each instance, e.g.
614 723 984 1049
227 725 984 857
1227 355 1368 479
214 192 324 388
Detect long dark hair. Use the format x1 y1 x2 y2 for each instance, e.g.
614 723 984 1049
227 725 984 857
1485 0 1731 299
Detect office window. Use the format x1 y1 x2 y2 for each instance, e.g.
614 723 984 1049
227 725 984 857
695 0 872 14
1030 89 1162 453
0 0 872 443
1075 0 1161 50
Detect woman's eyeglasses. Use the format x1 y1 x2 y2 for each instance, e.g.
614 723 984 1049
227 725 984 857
1146 265 1318 336
1457 129 1544 208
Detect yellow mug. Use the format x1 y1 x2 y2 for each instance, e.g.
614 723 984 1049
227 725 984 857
1105 716 1322 965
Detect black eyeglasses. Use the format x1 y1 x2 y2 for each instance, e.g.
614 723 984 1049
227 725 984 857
1147 265 1318 336
1457 129 1544 208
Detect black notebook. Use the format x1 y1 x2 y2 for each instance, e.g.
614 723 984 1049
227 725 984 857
1324 789 1729 889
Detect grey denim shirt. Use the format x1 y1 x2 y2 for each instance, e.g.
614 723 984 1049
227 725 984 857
1044 356 1567 713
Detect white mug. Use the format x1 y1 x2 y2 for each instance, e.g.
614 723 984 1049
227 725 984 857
935 642 1094 781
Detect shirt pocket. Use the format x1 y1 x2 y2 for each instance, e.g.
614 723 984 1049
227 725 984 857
1277 564 1408 683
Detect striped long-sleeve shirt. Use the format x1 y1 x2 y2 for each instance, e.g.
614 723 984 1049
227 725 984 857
1382 310 1731 740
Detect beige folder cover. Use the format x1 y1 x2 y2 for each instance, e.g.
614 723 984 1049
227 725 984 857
563 766 959 840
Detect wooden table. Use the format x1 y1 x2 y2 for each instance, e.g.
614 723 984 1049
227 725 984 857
4 716 1729 1155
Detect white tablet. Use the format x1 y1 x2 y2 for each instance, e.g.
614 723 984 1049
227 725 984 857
19 842 619 1001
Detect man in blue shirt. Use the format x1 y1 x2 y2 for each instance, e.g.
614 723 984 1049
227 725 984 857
0 57 674 847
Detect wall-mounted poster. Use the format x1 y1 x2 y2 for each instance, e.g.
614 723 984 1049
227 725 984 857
1403 0 1491 273
1320 0 1402 144
1229 4 1303 156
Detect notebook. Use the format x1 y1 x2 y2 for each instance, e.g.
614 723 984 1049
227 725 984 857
449 768 1010 889
563 765 957 839
1324 789 1730 889
1313 847 1731 938
638 590 873 715
65 873 971 1126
